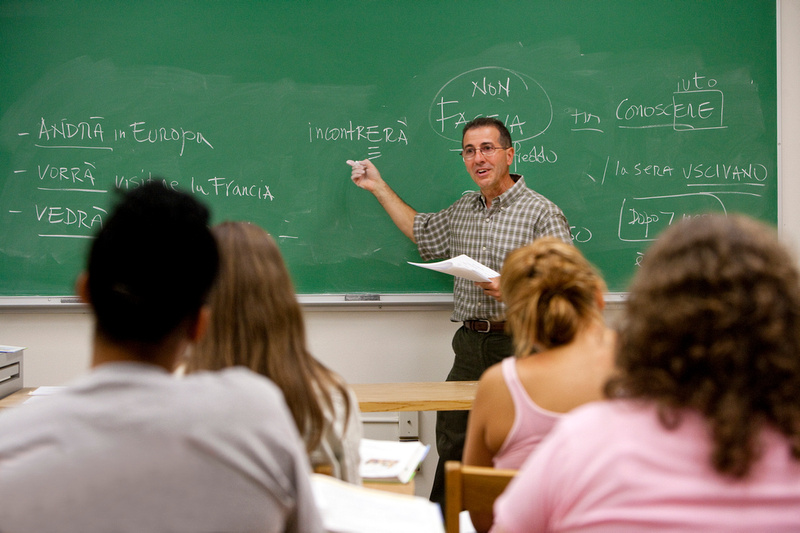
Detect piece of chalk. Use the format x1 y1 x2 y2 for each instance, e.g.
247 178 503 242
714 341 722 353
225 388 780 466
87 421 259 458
346 160 362 168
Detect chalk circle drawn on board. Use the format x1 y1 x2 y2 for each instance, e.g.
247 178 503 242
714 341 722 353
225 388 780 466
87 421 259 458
429 66 553 143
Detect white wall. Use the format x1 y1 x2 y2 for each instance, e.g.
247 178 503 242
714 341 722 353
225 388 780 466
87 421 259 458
1 1 798 497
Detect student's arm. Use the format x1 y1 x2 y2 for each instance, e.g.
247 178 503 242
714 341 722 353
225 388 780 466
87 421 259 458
349 159 417 242
464 363 514 533
463 363 511 467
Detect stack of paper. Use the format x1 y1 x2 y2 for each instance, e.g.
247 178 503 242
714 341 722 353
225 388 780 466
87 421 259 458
359 438 430 484
408 255 500 283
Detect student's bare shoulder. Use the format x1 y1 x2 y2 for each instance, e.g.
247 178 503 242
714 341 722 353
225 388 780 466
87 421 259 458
475 359 513 402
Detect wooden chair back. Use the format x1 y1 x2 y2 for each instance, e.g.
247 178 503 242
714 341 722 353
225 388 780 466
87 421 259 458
444 460 517 533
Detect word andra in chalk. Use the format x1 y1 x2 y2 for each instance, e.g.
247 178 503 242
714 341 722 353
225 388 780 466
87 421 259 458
39 117 105 142
36 117 213 157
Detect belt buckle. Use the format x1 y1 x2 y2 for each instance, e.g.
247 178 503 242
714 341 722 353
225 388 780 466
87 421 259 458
474 319 492 333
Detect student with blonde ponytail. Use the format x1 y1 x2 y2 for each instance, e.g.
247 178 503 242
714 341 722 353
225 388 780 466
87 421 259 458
463 237 615 470
461 238 614 531
185 221 362 484
463 237 616 532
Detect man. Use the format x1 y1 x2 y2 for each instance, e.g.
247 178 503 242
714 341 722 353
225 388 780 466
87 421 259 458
0 182 323 533
350 117 572 507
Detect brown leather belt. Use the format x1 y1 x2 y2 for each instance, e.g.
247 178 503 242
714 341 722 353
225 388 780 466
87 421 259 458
463 320 506 333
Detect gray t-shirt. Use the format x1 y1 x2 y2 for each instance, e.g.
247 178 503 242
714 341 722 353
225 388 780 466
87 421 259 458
0 362 323 533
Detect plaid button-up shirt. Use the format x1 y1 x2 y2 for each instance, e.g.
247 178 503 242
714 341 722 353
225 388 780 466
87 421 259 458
413 175 571 322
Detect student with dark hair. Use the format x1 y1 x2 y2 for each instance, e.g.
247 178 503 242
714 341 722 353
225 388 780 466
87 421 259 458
493 215 800 532
0 182 323 533
185 221 362 483
350 116 572 507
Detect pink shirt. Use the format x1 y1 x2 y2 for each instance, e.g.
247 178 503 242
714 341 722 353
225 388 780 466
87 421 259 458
492 356 561 470
493 400 800 533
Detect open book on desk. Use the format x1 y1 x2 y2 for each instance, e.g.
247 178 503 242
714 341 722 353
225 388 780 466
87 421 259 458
408 255 500 283
311 474 444 533
359 438 430 484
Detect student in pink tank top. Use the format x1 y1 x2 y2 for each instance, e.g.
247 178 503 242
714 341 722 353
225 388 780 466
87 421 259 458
462 238 616 532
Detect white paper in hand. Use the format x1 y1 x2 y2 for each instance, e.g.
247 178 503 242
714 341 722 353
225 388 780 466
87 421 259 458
408 255 500 283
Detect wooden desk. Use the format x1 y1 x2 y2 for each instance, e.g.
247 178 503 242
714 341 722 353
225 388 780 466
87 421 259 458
351 381 478 413
0 387 33 410
363 479 415 495
5 382 481 413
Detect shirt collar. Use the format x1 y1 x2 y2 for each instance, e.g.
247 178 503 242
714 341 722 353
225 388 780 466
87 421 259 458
472 174 525 210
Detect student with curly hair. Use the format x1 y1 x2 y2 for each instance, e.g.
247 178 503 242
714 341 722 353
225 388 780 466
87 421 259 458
493 215 800 532
462 237 616 532
185 221 362 483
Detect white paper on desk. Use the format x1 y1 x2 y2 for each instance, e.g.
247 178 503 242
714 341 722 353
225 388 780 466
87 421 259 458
359 438 430 483
408 255 500 283
30 386 66 396
311 474 444 533
22 386 66 406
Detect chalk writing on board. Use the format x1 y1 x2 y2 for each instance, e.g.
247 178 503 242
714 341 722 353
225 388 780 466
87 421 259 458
127 121 214 156
682 163 768 182
570 226 593 243
34 117 213 156
36 116 107 143
618 191 763 242
429 66 553 142
34 204 107 237
308 118 409 160
13 115 274 241
23 170 276 240
191 177 275 201
571 110 604 133
38 162 98 185
115 173 275 201
513 145 558 165
615 72 726 131
606 160 769 183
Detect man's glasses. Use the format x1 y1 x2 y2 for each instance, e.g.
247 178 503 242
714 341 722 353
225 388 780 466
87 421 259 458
461 144 509 160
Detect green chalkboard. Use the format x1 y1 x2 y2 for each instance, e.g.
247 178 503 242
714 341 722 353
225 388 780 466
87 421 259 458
0 0 777 297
